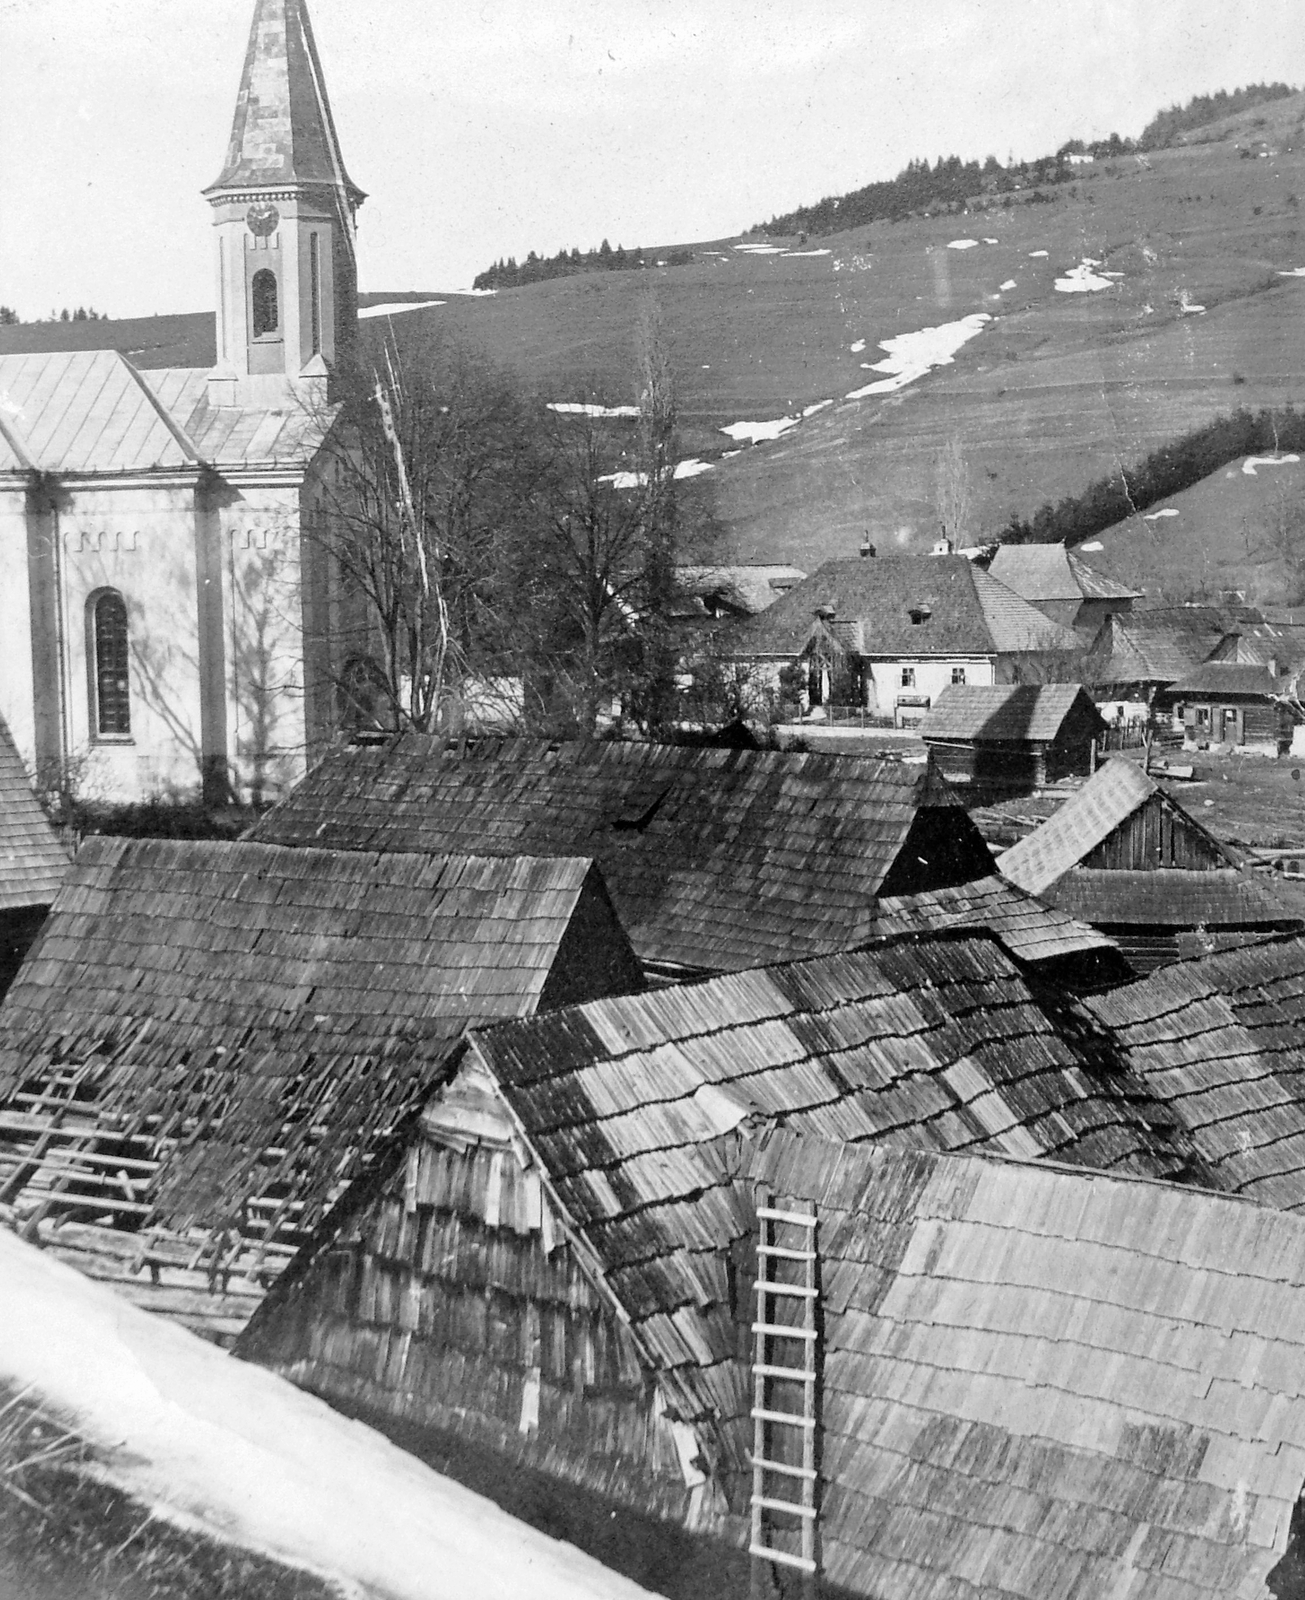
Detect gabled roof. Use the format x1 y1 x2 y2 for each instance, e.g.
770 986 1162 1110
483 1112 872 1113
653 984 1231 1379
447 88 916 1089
1088 933 1305 1210
996 758 1239 896
673 564 806 616
1085 613 1224 686
1045 867 1301 928
206 0 364 205
0 836 638 1234
737 556 1082 657
0 351 333 474
250 737 999 974
1167 660 1282 698
867 874 1117 966
921 682 1105 744
0 718 69 912
988 542 1141 604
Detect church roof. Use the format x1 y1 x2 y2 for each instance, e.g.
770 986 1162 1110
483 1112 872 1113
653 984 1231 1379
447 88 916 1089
207 0 364 204
0 351 332 474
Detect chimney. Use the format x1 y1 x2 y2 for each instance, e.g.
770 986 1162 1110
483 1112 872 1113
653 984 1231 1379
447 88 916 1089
860 532 875 558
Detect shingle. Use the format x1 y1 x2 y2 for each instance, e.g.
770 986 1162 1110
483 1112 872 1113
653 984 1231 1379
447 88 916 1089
0 716 70 910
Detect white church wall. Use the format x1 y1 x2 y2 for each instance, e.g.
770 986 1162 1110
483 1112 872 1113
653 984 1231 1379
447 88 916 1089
60 480 205 804
0 491 37 771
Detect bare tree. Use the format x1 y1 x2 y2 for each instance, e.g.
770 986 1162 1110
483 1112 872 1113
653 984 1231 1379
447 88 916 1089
936 436 973 548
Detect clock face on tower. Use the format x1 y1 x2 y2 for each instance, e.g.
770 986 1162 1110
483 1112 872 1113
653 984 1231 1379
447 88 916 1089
246 202 280 238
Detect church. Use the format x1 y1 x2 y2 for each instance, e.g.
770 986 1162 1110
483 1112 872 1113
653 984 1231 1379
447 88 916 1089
0 0 363 805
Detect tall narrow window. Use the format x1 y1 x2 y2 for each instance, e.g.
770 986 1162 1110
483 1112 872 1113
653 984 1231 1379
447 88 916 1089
251 268 279 337
309 233 322 355
92 590 131 736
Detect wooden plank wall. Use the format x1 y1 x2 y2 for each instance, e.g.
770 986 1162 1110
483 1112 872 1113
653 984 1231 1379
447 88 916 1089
1082 795 1227 873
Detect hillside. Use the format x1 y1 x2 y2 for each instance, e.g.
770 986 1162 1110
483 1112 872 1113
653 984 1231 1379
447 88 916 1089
8 94 1305 574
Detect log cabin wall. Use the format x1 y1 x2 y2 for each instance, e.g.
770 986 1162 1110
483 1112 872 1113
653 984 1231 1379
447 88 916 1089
1080 793 1229 872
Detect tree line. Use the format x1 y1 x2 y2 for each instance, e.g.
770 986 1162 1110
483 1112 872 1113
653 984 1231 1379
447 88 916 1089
1137 83 1297 151
473 241 694 292
999 406 1305 547
0 306 109 325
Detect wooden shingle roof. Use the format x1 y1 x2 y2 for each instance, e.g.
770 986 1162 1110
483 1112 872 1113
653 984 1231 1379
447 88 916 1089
988 543 1141 604
997 758 1179 895
1087 934 1305 1211
866 875 1118 967
251 737 1020 974
921 683 1104 744
1046 866 1300 928
0 717 69 911
1167 660 1282 698
736 556 1082 658
0 836 638 1235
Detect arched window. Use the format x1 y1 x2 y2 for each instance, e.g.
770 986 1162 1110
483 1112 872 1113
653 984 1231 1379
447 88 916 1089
91 590 131 736
251 268 279 338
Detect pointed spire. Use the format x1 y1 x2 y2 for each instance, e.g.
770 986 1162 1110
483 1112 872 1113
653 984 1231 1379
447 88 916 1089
205 0 364 206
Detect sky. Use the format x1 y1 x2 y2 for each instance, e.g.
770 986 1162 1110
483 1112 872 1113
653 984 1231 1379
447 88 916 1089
2 0 1304 319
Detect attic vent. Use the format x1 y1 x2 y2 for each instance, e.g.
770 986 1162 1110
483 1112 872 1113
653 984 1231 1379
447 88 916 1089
812 605 836 623
908 603 933 626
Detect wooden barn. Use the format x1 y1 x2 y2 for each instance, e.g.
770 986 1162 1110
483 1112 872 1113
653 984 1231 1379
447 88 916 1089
1165 661 1296 754
240 942 1305 1600
997 757 1302 970
1088 932 1305 1212
0 714 69 998
920 683 1106 795
249 735 1120 986
0 836 641 1341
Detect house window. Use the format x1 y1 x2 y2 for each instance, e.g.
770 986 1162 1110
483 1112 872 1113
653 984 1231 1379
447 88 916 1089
901 666 915 688
251 268 279 337
951 666 966 685
91 590 131 737
1196 706 1211 730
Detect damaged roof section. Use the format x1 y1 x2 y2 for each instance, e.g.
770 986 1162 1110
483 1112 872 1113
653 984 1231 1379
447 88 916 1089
0 835 640 1334
249 737 1108 977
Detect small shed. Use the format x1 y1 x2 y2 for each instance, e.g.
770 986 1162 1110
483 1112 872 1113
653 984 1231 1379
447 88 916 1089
240 947 1305 1600
1165 660 1295 754
0 836 642 1340
998 757 1302 969
921 682 1107 794
0 714 70 996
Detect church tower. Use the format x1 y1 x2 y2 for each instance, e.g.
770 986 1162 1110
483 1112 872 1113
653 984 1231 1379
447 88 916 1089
204 0 365 404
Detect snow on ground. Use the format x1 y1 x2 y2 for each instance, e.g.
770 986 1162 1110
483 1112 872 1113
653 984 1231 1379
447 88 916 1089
844 313 992 400
733 243 785 254
1179 294 1206 314
782 249 831 257
1028 250 1049 258
1244 454 1301 474
1144 507 1180 519
0 1230 654 1600
721 416 802 444
850 339 866 353
1080 540 1104 551
999 280 1017 291
983 238 999 245
548 402 640 418
1055 260 1115 293
947 239 979 250
600 458 714 488
358 302 444 319
803 400 833 417
1279 267 1305 277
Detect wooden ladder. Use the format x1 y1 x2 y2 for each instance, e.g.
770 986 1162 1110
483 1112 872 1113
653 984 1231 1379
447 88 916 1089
750 1199 818 1587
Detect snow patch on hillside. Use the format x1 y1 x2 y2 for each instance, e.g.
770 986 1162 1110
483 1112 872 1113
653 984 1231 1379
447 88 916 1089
721 416 802 444
803 400 833 417
1055 260 1115 293
948 239 979 250
844 313 992 399
1280 267 1305 277
1244 455 1300 475
548 402 640 418
850 339 866 352
1144 508 1179 520
1080 541 1104 551
0 1230 655 1600
783 249 831 257
601 458 714 488
1000 280 1017 291
734 243 785 255
984 238 999 245
1028 250 1049 258
358 302 445 318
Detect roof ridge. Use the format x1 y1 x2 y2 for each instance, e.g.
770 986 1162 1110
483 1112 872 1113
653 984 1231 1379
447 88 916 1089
120 356 201 464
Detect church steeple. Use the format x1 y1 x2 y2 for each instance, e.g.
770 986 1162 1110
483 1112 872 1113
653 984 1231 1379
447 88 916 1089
204 0 365 403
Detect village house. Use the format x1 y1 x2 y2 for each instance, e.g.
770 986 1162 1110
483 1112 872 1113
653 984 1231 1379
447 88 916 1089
986 543 1141 633
725 555 1082 725
249 734 1124 986
0 0 365 805
0 715 69 997
920 682 1106 795
997 756 1302 969
239 940 1305 1600
1164 660 1296 754
671 564 806 625
0 835 642 1340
